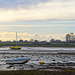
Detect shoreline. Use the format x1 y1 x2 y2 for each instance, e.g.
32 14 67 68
1 46 75 48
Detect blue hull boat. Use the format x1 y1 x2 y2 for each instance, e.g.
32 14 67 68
6 57 30 64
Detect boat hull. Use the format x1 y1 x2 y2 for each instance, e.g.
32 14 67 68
10 46 21 49
6 57 30 64
6 60 29 64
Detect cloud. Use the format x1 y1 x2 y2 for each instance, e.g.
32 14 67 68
0 0 75 22
0 24 75 28
0 24 74 34
0 32 66 41
0 0 49 8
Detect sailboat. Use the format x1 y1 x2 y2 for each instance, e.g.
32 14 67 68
10 32 21 49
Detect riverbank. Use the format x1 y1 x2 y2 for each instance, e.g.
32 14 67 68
0 69 75 75
0 42 75 47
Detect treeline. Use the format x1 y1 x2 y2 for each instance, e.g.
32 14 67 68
1 38 75 43
0 41 75 47
0 39 75 47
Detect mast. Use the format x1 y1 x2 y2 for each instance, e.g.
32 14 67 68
16 32 17 46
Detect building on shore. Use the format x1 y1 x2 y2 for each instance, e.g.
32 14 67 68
66 33 75 42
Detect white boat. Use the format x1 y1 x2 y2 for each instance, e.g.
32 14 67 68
6 57 30 64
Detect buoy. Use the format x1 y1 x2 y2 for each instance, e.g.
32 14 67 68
40 61 45 64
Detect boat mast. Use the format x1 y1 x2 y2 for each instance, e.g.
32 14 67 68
16 32 17 46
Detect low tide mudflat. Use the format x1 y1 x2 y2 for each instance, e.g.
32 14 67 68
0 47 75 71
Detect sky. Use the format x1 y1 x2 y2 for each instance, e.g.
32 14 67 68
0 0 75 41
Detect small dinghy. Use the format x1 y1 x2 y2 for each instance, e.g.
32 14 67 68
6 57 30 64
10 46 21 50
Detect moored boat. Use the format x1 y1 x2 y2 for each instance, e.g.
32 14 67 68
10 46 21 49
10 32 21 50
6 57 30 64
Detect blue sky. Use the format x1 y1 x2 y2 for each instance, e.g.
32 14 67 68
0 0 75 41
0 0 49 8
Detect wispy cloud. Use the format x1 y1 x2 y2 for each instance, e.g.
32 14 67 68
0 24 75 27
0 0 75 22
0 32 66 41
0 0 49 8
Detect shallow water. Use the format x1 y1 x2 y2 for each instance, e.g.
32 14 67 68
0 47 75 70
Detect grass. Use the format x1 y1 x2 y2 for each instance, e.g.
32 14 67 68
0 69 75 75
0 42 75 47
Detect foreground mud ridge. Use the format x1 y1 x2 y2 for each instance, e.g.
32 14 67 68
0 69 75 75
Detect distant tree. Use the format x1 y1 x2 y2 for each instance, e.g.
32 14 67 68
34 40 39 43
6 41 11 42
40 40 48 43
55 40 61 43
19 39 23 42
50 39 55 43
61 41 65 43
24 40 28 43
